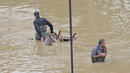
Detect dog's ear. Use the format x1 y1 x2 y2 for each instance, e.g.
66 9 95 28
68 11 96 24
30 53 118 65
56 31 61 40
72 33 77 38
57 31 61 37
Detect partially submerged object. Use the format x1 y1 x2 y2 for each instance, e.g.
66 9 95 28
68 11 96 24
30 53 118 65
28 31 77 46
53 31 77 42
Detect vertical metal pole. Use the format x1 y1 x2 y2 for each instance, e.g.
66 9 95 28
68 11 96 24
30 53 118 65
35 0 39 11
69 0 74 73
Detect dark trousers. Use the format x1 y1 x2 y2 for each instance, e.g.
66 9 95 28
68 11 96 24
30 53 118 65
35 33 41 40
91 57 105 63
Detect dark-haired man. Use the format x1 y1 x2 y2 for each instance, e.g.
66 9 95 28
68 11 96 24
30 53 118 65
33 11 54 41
91 39 107 63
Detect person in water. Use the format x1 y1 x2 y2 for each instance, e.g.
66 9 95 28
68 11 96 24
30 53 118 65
33 11 54 41
91 39 107 63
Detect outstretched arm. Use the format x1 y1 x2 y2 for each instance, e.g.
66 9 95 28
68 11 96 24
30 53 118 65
45 19 54 34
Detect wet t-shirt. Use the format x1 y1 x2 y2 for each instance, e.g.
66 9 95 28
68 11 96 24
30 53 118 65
91 45 107 57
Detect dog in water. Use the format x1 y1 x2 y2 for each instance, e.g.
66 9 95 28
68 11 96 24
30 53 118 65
28 31 77 46
43 31 77 46
53 31 77 42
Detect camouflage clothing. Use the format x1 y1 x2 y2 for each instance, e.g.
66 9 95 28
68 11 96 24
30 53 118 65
40 25 47 39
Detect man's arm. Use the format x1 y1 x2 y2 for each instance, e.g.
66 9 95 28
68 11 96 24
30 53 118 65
92 52 107 58
45 19 54 34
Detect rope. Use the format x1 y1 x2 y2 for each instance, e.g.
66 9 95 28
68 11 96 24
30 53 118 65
69 0 74 73
32 0 74 72
33 0 39 11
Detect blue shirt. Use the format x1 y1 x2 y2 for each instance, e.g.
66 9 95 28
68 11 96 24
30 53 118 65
91 45 107 57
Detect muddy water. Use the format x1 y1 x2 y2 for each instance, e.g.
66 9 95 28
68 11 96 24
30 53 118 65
0 0 130 73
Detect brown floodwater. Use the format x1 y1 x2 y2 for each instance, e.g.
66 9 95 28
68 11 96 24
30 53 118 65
0 0 130 73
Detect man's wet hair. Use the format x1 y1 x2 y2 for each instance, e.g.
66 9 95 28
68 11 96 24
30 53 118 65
98 39 105 45
34 11 40 16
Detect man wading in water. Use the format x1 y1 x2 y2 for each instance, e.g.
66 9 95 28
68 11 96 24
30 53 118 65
33 11 54 42
91 39 107 63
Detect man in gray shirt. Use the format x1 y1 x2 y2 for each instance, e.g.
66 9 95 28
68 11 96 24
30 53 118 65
91 39 107 63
